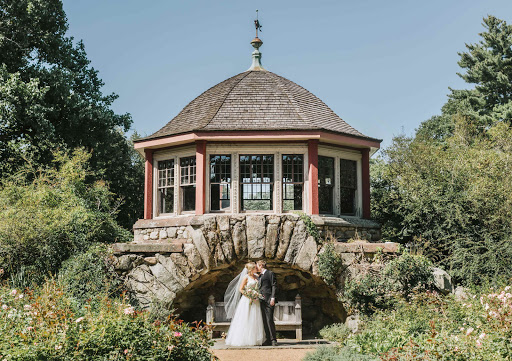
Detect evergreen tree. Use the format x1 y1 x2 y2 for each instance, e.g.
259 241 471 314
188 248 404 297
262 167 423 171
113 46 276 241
417 15 512 140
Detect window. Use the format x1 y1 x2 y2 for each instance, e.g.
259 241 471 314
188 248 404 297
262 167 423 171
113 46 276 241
282 154 304 211
318 156 334 214
157 159 175 214
210 155 231 211
180 156 196 212
340 159 357 214
240 155 274 211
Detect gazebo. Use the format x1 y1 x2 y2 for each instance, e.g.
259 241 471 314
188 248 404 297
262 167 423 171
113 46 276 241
116 30 392 334
133 36 381 223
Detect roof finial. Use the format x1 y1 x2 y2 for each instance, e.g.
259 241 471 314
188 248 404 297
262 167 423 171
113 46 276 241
254 10 262 37
248 10 265 71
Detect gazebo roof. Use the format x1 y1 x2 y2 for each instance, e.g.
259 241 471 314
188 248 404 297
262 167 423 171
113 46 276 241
140 69 381 143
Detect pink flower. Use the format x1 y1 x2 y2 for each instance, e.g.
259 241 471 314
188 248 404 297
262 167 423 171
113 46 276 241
26 327 34 331
476 339 482 348
55 345 62 350
123 307 135 315
75 317 84 323
167 345 175 351
124 349 129 354
10 289 17 297
479 333 486 339
174 332 182 337
24 305 32 311
466 327 474 336
1 305 8 310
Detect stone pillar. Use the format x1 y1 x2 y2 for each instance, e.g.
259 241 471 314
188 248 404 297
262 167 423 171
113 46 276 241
195 140 207 215
144 149 154 220
361 148 370 219
308 139 319 215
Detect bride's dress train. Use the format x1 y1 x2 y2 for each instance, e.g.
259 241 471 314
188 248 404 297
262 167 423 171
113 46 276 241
225 277 265 346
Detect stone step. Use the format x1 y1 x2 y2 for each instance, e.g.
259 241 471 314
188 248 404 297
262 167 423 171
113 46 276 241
334 242 398 254
112 242 183 254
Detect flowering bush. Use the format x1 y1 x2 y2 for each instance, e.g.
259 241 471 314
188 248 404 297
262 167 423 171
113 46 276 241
0 280 216 360
344 285 512 360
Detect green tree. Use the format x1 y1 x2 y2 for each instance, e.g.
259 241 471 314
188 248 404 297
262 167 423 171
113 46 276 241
417 15 512 141
372 16 512 284
0 0 144 228
0 149 132 287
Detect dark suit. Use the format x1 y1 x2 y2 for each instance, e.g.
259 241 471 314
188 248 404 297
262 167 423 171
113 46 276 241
258 269 277 343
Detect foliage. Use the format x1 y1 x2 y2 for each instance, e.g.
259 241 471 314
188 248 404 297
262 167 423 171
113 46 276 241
0 280 216 361
342 269 395 315
299 212 320 242
0 149 131 286
342 252 433 314
58 244 122 307
319 323 352 344
303 345 377 361
318 242 343 286
382 251 434 298
343 284 512 360
370 15 512 286
0 0 144 228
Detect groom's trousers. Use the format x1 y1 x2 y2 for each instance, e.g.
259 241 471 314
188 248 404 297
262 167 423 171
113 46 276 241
260 300 277 342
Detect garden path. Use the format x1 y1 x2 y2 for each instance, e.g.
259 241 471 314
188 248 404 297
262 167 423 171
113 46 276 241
212 338 327 361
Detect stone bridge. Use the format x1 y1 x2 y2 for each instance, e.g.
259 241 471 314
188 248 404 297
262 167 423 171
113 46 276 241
112 214 396 334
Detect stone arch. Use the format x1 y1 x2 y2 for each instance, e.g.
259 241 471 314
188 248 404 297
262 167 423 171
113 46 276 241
113 214 386 334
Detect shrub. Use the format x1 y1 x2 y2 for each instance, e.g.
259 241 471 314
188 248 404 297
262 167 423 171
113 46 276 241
318 242 343 286
342 271 396 315
342 252 434 314
345 285 512 360
319 323 352 343
0 280 216 361
0 149 131 286
382 251 434 298
303 346 377 361
59 244 122 307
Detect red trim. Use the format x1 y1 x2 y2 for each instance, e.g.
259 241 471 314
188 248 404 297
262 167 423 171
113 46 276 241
308 140 319 215
134 130 381 150
195 140 207 215
144 149 154 220
361 148 370 219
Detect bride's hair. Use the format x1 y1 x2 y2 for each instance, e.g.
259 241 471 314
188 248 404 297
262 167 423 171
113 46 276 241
245 262 256 272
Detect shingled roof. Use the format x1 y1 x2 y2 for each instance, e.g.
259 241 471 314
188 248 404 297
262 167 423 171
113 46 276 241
142 69 380 142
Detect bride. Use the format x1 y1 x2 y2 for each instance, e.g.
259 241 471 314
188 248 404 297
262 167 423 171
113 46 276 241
224 262 265 346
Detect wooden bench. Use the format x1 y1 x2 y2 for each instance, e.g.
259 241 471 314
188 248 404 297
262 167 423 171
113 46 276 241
206 294 303 341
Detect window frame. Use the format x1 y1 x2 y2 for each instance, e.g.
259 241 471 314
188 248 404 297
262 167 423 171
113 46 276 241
318 145 363 217
209 154 232 213
179 155 196 213
282 154 305 212
156 159 175 216
239 154 275 212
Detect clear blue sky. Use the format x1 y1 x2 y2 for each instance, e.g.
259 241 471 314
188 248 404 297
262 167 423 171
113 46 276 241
62 0 512 149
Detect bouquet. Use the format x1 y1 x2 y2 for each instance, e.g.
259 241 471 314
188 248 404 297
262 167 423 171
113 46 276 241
242 282 264 304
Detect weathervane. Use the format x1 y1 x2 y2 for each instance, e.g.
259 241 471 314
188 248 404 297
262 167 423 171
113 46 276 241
254 9 262 37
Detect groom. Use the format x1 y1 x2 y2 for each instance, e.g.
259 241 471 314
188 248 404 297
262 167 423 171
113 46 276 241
256 260 277 346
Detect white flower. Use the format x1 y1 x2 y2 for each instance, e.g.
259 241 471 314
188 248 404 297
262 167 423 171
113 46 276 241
123 306 135 315
466 327 474 336
75 317 84 323
505 286 511 291
479 333 486 339
55 345 62 350
1 304 8 310
24 305 32 311
10 289 17 297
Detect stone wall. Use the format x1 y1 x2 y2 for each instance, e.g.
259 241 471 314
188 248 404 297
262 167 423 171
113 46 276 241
113 214 391 335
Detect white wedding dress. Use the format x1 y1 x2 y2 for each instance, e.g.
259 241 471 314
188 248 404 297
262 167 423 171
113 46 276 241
225 276 265 346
